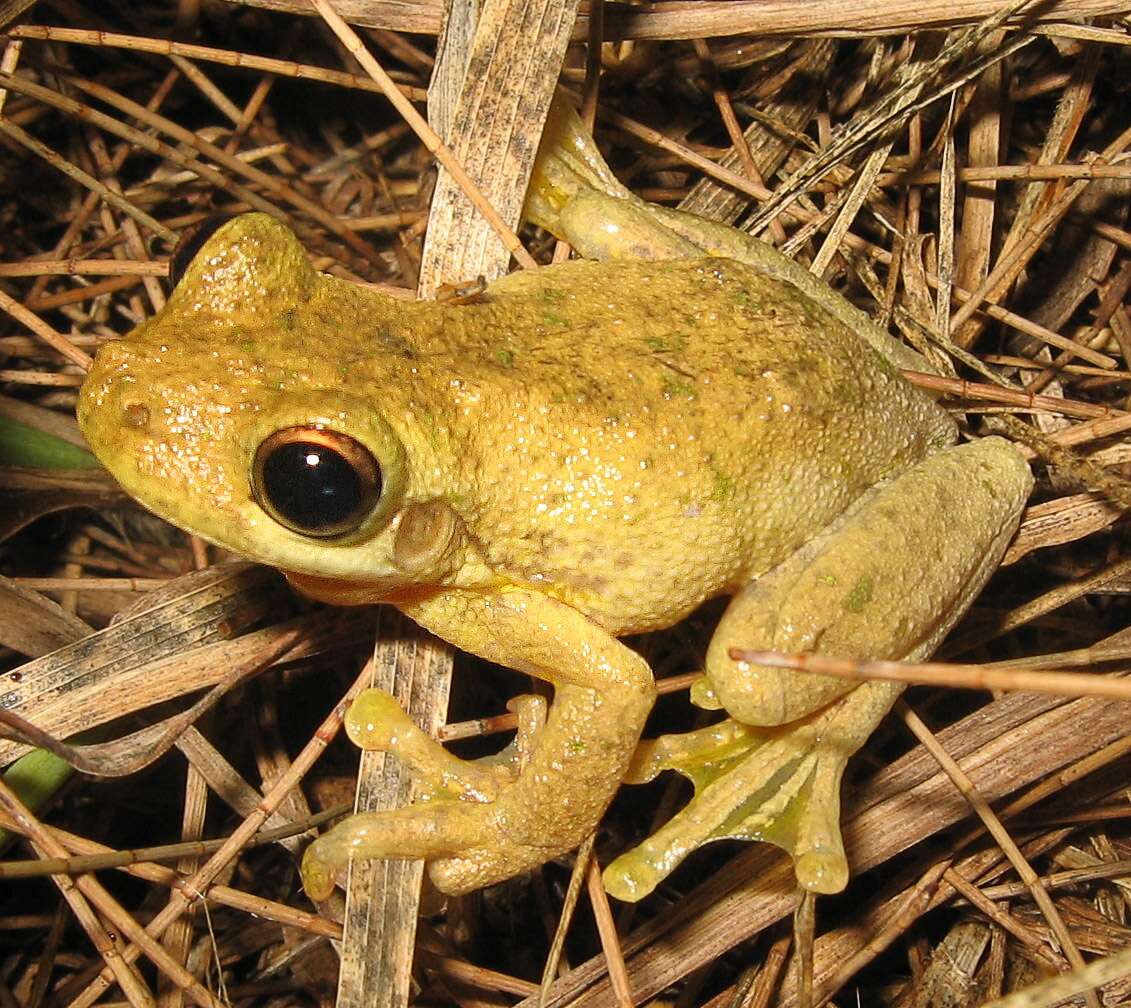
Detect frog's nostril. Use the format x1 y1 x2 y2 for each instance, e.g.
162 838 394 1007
122 402 150 430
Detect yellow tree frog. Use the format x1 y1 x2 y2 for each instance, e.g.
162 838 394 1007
77 100 1032 902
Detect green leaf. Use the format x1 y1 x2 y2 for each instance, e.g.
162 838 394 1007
0 415 100 469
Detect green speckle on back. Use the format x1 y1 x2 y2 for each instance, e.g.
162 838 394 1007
844 576 874 614
661 374 696 399
711 468 733 502
645 334 687 354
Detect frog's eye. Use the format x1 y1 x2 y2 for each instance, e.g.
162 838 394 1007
166 214 238 292
251 427 383 539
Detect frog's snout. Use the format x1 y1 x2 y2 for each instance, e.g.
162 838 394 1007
78 338 204 483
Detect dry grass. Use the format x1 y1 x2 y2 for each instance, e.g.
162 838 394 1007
2 2 1131 1007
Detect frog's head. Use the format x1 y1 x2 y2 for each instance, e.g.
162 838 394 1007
78 213 467 603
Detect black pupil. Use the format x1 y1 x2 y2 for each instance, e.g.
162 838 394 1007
261 440 372 533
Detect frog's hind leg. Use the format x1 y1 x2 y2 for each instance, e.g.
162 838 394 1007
603 436 1033 901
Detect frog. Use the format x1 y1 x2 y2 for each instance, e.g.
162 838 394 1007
76 96 1033 904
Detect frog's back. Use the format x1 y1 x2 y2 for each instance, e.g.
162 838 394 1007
393 257 956 633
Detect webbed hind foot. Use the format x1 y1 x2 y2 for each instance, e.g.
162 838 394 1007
602 680 901 900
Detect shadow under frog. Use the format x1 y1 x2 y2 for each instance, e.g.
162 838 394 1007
77 99 1032 902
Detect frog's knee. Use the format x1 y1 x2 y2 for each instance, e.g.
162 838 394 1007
967 435 1034 503
701 633 847 726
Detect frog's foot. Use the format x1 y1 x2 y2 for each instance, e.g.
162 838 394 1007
302 688 581 899
301 798 499 900
299 690 560 899
345 688 547 803
304 793 584 899
603 680 902 901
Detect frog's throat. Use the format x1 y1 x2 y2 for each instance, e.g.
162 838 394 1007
282 570 436 608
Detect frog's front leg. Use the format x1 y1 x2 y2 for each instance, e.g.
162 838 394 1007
301 587 655 898
604 437 1033 901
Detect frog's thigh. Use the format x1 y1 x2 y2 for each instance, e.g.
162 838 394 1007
704 436 1033 725
604 437 1031 900
302 587 655 899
